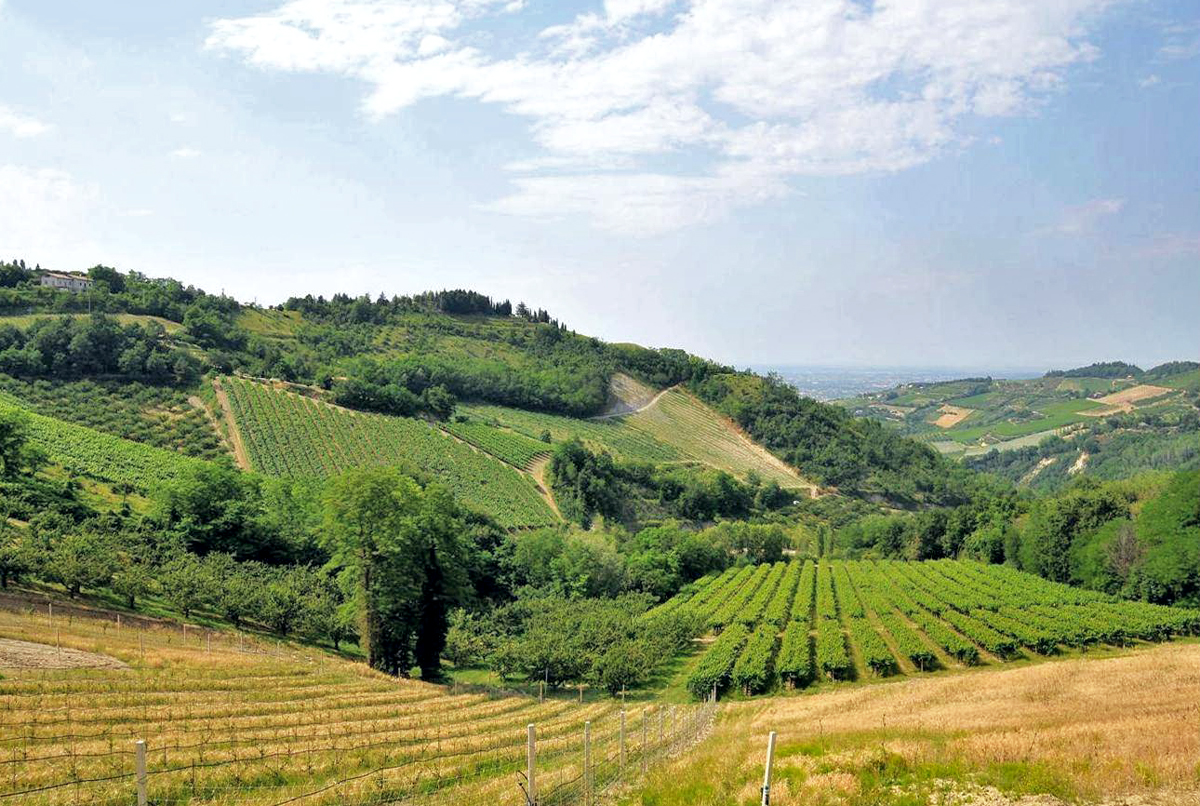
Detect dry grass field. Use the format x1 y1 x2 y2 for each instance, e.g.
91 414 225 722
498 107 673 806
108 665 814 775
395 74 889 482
1082 384 1176 415
624 389 817 493
932 404 974 429
623 641 1200 806
0 607 707 806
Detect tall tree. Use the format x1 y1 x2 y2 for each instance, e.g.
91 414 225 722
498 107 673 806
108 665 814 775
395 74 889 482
322 468 468 677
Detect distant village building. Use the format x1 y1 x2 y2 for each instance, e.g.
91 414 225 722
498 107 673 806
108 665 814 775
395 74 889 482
38 272 93 292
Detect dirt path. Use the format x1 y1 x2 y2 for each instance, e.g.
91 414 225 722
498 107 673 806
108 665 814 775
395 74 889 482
0 637 128 670
212 378 252 471
589 385 674 420
528 455 563 520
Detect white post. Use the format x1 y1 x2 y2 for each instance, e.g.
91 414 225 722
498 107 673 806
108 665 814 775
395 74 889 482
135 739 147 806
760 731 777 806
583 721 592 806
619 710 626 778
48 602 52 627
657 708 663 747
539 680 544 703
526 723 536 805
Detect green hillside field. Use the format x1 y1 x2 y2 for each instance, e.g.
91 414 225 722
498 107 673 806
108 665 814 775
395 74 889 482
221 376 558 528
463 388 811 491
0 392 208 491
662 557 1199 699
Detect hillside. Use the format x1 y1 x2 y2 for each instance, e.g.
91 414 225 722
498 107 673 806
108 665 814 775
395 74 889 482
0 603 711 805
463 385 816 493
0 261 975 510
0 392 209 492
219 375 559 529
629 640 1200 806
839 362 1200 489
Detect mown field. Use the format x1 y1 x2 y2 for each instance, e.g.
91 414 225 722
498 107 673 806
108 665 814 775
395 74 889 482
657 559 1199 699
0 607 711 806
463 389 809 489
221 377 558 528
0 393 208 492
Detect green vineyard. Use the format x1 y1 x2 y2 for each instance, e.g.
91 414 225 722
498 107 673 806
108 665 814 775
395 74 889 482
221 377 558 529
442 419 551 468
0 393 208 491
671 559 1200 698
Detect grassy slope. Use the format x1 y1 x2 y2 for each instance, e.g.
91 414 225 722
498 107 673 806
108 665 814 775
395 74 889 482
222 377 558 528
625 641 1200 806
0 312 184 333
464 388 812 489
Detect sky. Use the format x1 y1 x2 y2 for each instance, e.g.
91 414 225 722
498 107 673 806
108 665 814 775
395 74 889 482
0 0 1197 372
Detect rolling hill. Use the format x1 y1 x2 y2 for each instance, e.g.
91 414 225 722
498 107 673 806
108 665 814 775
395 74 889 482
839 362 1200 489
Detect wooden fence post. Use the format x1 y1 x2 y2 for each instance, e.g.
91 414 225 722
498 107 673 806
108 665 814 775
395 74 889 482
526 723 537 805
760 731 777 806
619 710 626 779
135 739 147 806
641 710 647 774
583 721 592 806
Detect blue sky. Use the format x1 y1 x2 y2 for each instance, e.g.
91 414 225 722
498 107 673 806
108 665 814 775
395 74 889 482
0 0 1196 371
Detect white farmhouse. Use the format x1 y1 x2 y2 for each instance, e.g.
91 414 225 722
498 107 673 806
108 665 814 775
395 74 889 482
38 272 93 292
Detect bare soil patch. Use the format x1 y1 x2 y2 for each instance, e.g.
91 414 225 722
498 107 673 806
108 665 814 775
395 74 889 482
212 377 252 470
933 404 973 428
0 637 128 670
594 372 661 418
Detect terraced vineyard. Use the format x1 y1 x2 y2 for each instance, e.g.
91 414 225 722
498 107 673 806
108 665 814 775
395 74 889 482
221 377 557 528
0 608 713 806
0 393 207 491
672 558 1200 698
463 388 811 490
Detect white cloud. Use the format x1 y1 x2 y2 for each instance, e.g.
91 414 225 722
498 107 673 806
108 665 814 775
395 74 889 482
207 0 1124 233
1138 74 1161 88
0 165 98 257
0 105 51 138
1158 21 1200 61
1055 197 1125 235
118 208 155 218
170 147 201 159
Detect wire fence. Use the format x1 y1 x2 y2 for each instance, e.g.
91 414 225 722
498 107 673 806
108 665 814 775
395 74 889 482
0 700 717 805
0 606 719 806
